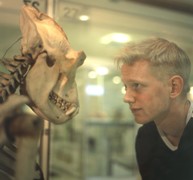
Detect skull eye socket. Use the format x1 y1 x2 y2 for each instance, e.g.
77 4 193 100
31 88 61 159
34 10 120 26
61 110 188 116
38 44 43 49
46 57 56 67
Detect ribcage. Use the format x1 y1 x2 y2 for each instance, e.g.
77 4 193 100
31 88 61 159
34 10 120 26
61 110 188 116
0 141 44 180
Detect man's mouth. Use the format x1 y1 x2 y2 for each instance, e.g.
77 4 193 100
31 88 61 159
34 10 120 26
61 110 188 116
131 108 141 114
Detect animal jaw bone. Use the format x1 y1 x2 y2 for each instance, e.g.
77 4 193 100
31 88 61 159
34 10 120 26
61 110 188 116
19 5 86 123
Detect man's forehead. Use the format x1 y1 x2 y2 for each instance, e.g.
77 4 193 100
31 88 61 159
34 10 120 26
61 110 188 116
120 61 156 82
121 60 151 72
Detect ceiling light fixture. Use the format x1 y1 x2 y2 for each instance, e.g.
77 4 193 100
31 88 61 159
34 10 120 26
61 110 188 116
100 33 131 44
79 15 90 21
112 76 121 84
88 71 97 79
85 85 104 96
95 67 109 76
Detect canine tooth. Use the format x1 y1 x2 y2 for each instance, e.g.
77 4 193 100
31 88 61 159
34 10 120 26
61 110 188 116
65 106 76 115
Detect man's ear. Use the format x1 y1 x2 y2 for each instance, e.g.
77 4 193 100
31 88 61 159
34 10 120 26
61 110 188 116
169 75 184 98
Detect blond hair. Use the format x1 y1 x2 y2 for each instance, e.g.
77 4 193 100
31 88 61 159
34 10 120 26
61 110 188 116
115 37 191 95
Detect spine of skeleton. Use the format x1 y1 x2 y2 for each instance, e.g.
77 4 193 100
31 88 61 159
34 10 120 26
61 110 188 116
0 55 32 103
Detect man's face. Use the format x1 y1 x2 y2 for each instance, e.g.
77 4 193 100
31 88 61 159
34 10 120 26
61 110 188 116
121 60 171 124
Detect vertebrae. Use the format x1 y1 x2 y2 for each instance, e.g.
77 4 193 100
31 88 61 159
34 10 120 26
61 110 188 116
0 55 32 103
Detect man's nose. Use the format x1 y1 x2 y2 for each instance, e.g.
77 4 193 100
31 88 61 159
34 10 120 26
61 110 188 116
123 90 135 104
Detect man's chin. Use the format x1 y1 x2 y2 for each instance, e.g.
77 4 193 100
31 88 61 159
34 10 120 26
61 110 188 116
134 117 151 124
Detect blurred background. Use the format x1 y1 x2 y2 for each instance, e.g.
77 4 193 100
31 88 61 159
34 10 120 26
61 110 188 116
0 0 193 180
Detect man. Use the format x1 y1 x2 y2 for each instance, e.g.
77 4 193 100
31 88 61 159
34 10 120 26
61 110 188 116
115 37 193 180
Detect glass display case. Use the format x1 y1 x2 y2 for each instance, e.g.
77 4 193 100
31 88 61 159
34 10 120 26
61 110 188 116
0 1 193 180
48 1 193 180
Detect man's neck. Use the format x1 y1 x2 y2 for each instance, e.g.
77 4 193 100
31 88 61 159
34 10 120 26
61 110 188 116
155 99 190 146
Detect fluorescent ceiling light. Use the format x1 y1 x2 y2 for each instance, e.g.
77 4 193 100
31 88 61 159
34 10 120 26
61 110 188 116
88 71 97 79
88 67 109 79
100 33 131 44
112 76 121 84
85 85 104 96
79 15 90 21
95 67 109 75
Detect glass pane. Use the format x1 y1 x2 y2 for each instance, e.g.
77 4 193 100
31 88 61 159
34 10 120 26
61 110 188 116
49 0 193 180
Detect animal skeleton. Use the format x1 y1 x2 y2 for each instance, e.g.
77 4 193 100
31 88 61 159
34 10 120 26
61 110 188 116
0 4 86 180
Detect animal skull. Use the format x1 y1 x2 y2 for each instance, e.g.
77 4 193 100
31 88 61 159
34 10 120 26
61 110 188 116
19 5 86 124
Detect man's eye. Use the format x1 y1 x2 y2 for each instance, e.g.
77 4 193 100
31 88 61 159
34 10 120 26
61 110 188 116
133 83 141 89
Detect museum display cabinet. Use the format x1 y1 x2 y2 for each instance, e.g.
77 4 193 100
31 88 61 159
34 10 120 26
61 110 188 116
0 0 193 180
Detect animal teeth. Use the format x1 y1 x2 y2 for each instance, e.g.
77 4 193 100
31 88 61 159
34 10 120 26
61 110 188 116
65 106 76 116
49 91 77 114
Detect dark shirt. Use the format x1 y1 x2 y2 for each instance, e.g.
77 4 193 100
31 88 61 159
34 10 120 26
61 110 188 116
135 118 193 180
